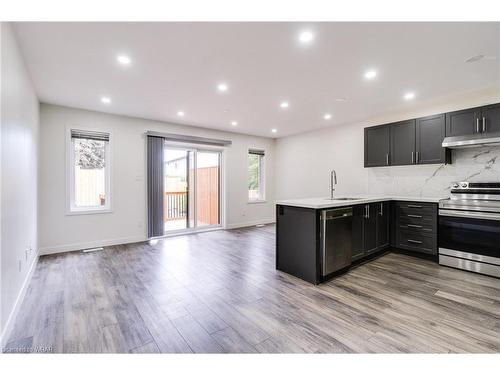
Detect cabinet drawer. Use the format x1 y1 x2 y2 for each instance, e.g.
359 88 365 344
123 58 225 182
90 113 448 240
396 201 436 213
397 230 437 255
398 218 436 234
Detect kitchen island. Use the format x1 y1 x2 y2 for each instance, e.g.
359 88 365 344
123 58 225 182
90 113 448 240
275 196 443 284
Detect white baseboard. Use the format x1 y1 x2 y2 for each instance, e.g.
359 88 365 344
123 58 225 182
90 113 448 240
38 221 276 255
39 235 147 255
225 218 275 230
0 250 39 348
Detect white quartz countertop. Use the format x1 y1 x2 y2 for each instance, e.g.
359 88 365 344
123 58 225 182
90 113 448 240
275 195 445 209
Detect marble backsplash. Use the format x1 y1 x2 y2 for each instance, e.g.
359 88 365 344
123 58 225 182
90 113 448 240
366 145 500 198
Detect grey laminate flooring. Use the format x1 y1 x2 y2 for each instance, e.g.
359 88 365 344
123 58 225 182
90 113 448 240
4 224 500 353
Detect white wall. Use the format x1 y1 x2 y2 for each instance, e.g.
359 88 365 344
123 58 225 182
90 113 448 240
276 87 500 200
39 104 276 254
1 23 40 342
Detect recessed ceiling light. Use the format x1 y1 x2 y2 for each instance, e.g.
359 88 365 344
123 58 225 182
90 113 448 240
298 30 314 44
231 121 238 126
117 55 131 65
101 96 111 104
323 113 332 120
280 101 289 109
177 111 185 117
404 92 416 100
271 128 278 133
217 83 228 92
364 70 377 80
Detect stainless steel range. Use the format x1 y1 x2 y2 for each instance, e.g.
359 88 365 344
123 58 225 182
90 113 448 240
439 182 500 278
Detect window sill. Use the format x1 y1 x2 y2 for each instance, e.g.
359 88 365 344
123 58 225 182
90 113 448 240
66 208 113 216
247 200 267 204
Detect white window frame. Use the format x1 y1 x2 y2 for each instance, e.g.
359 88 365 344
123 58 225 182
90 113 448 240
247 148 266 203
66 127 112 215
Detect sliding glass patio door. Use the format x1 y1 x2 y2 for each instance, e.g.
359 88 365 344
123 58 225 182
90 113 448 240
163 145 221 234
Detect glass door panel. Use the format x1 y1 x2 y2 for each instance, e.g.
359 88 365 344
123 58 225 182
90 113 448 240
195 151 220 228
164 148 189 232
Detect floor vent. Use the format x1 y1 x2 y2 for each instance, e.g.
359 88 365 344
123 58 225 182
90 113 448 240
82 247 104 253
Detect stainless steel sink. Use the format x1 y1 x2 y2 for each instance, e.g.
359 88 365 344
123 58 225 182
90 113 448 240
325 197 363 201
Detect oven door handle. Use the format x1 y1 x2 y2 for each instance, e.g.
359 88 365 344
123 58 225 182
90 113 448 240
439 209 500 221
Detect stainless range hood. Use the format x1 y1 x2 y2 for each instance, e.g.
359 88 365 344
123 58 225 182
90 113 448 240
442 131 500 149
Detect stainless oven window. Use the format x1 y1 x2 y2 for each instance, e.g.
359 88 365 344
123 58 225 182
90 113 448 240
439 215 500 258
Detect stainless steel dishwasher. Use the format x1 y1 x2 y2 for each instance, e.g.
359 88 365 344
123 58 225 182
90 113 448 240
321 207 353 276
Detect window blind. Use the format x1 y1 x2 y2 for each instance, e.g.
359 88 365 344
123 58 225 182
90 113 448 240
71 129 110 142
147 136 165 238
248 149 265 156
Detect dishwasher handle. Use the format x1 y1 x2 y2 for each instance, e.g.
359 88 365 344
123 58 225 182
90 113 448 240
323 208 353 220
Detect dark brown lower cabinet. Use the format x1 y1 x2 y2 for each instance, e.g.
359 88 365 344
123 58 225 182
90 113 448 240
276 205 319 284
394 201 438 255
352 202 391 261
352 205 366 261
377 201 390 249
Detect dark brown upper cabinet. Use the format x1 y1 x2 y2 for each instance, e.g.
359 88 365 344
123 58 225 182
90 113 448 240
390 119 416 166
445 107 482 136
416 113 450 165
446 103 500 136
364 125 390 167
365 102 499 168
481 103 500 133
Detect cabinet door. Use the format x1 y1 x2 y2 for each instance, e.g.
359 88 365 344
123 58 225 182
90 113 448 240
376 202 390 249
364 204 378 254
351 205 365 261
481 103 500 133
416 113 447 164
364 126 390 167
445 107 482 136
390 119 416 166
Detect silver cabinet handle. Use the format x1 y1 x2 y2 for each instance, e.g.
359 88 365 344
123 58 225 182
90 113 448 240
407 214 422 218
407 239 423 244
386 154 389 165
483 117 486 133
407 204 422 208
380 202 383 216
476 118 480 133
407 224 423 228
411 151 414 164
416 151 419 164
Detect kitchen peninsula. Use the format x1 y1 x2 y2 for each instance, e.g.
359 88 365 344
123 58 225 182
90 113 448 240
275 196 442 284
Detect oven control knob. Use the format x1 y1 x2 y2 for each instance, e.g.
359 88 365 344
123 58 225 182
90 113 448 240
461 182 468 188
453 183 459 188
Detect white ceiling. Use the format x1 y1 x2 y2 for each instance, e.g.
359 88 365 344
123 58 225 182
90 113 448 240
12 22 500 138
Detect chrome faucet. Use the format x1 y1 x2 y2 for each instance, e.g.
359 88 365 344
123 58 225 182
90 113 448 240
330 169 337 199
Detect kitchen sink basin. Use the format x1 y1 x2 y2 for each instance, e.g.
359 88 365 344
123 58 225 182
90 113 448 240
325 197 363 201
